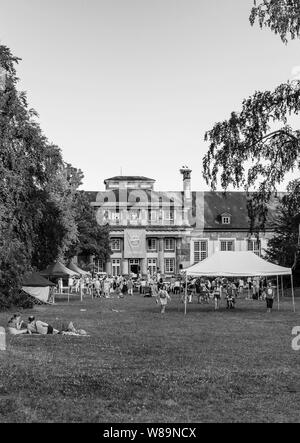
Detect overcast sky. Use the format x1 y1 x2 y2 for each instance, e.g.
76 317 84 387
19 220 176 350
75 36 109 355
1 0 300 191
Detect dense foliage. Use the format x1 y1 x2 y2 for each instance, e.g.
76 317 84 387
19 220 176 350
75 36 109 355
250 0 300 43
266 181 300 281
203 1 300 231
0 45 110 307
65 190 111 266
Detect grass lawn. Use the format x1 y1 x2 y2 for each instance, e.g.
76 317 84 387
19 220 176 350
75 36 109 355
0 292 300 423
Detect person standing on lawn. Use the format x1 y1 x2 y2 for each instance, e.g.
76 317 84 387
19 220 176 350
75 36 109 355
266 282 275 313
213 283 221 311
121 279 128 297
68 276 74 293
94 278 101 298
127 278 133 296
158 285 171 314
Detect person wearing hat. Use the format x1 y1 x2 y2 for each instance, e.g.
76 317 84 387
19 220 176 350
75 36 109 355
27 316 59 335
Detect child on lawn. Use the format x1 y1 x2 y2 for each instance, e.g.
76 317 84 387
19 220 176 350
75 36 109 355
157 286 171 314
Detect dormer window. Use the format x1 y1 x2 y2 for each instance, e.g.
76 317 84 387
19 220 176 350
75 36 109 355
221 213 231 225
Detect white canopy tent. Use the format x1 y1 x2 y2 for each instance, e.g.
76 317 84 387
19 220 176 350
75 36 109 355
184 252 295 313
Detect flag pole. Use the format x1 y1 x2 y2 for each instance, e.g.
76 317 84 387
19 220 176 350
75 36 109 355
277 275 280 311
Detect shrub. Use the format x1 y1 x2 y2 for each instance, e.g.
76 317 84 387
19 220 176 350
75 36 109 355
0 290 34 311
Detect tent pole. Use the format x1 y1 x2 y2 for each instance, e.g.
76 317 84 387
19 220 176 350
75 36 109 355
277 276 280 311
281 276 284 298
184 274 187 316
291 274 296 313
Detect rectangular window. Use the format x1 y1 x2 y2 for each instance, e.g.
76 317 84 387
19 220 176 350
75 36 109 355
194 240 208 263
222 216 231 225
220 240 235 251
129 209 141 223
147 259 157 276
94 259 104 273
147 238 157 251
164 211 175 224
112 259 121 276
111 238 121 251
129 259 140 265
248 239 261 256
149 211 157 222
164 238 175 251
165 258 175 274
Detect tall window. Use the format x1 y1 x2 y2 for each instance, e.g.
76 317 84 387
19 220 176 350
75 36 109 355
194 241 208 263
164 238 175 251
94 259 104 273
111 238 121 252
148 259 157 276
129 209 141 223
165 258 175 274
147 238 157 251
220 240 235 251
112 259 121 276
149 211 157 222
248 239 261 256
164 211 175 224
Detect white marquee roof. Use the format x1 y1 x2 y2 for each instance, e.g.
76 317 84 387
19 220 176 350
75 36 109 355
185 251 292 277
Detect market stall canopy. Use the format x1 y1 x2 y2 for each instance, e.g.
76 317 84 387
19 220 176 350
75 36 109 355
22 272 55 304
67 262 90 276
22 272 56 287
40 261 79 278
185 252 292 278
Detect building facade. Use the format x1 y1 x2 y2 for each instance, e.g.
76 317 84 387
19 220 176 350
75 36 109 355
87 169 277 277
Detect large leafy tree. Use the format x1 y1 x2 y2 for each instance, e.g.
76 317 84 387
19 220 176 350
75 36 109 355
65 190 111 266
0 44 111 297
203 0 300 230
0 45 64 292
250 0 300 43
266 180 300 282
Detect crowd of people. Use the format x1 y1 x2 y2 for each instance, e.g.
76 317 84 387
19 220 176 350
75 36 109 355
59 274 183 299
186 276 276 312
6 276 277 336
56 273 277 314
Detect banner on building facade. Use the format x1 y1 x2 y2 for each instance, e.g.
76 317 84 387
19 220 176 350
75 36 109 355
124 229 146 259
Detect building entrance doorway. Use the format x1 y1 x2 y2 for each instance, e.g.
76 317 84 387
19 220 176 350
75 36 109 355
129 259 140 276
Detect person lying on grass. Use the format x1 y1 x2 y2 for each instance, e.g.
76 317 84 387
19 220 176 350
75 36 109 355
27 316 59 335
8 313 28 335
26 318 88 336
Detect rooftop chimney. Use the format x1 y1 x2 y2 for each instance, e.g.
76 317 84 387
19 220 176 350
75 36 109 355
180 166 192 199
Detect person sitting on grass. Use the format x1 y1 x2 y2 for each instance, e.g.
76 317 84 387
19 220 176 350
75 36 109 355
8 313 28 335
157 285 171 314
27 316 59 335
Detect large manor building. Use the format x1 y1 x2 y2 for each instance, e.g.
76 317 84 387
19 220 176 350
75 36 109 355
86 168 278 277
